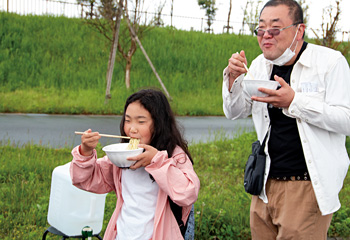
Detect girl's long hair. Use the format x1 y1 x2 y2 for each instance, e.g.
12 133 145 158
120 88 193 163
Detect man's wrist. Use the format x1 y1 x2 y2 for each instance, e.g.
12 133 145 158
228 73 237 91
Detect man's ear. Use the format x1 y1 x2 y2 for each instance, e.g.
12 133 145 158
297 23 306 40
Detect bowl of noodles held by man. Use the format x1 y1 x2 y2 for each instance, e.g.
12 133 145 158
244 79 280 97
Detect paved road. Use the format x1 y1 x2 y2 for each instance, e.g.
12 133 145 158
0 113 254 148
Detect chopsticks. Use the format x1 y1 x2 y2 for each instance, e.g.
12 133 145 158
74 131 131 139
242 62 255 80
236 52 255 80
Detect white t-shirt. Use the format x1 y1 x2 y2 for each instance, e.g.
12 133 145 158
116 167 159 240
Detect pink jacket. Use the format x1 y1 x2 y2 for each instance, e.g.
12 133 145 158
70 145 200 240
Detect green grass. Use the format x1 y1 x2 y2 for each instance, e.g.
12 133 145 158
0 12 259 115
1 12 349 115
1 134 350 239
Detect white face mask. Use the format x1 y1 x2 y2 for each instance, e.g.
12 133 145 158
266 25 300 66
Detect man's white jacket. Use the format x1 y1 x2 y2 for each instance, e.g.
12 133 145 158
222 43 350 215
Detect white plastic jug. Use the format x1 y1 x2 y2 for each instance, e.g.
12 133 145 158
47 162 107 236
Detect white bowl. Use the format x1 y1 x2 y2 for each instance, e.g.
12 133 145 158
102 143 144 168
244 80 280 97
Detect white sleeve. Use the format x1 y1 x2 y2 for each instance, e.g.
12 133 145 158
222 67 252 120
285 55 350 135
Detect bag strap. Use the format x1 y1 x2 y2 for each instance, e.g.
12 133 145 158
259 126 270 155
168 196 188 236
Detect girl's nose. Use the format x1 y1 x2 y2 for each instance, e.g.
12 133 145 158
130 126 137 134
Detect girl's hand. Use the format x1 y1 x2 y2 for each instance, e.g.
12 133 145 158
128 144 158 169
80 129 101 156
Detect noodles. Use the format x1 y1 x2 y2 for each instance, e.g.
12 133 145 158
127 138 140 150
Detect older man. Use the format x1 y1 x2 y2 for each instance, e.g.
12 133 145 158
222 0 350 239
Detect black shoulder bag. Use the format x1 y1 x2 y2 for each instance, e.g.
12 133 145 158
244 131 268 195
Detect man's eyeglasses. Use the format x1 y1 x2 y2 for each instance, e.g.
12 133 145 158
254 23 299 37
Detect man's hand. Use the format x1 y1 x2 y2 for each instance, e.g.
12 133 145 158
227 50 248 89
251 75 295 108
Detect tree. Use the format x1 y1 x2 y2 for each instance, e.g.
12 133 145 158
125 15 172 100
78 0 145 100
198 0 217 33
118 0 170 96
78 0 97 19
117 0 150 89
78 0 124 102
77 0 170 101
170 0 174 27
223 0 233 34
241 0 262 35
310 0 349 56
151 0 166 27
240 1 249 35
297 0 309 26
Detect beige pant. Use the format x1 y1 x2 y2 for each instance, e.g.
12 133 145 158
250 179 333 240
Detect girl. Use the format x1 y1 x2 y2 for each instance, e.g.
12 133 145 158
70 89 200 240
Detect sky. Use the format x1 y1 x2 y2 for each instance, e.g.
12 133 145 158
1 0 349 40
151 0 350 40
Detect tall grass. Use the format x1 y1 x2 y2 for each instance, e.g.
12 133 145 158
1 134 350 239
0 12 261 115
0 13 109 90
1 12 350 115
